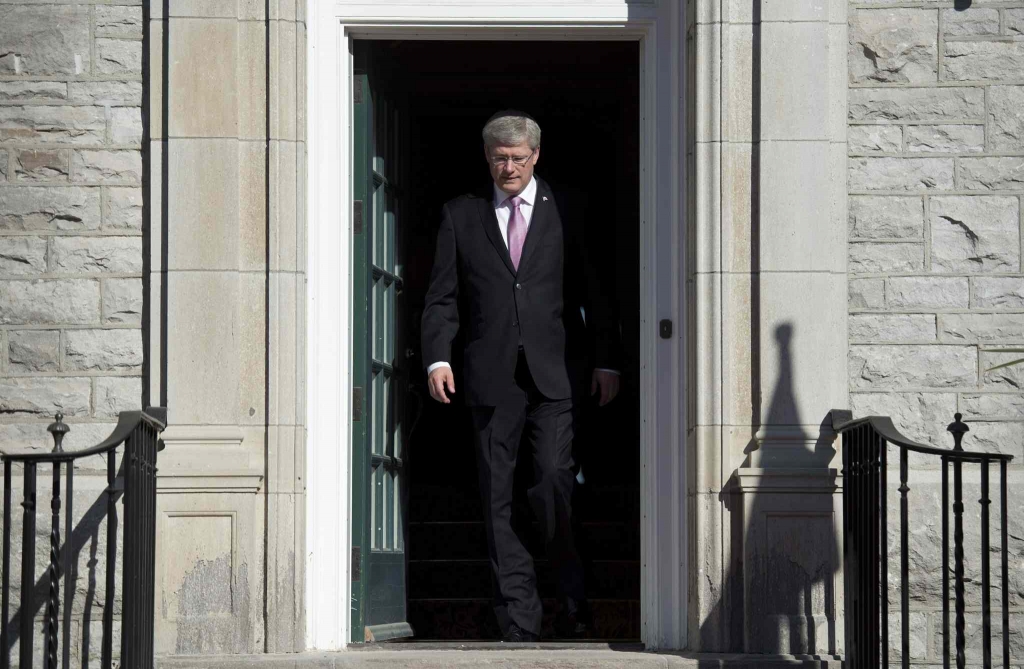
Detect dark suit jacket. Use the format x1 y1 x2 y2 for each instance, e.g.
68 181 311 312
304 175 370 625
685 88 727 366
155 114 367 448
421 176 620 407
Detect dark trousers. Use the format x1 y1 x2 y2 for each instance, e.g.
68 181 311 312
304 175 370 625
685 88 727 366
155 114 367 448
470 350 585 636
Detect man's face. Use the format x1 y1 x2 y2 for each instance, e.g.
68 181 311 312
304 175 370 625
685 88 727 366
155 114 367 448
485 140 540 196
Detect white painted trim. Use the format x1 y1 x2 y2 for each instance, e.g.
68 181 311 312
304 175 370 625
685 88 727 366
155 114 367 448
306 0 688 651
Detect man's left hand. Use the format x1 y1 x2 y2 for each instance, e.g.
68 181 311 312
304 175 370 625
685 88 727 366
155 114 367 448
591 370 620 407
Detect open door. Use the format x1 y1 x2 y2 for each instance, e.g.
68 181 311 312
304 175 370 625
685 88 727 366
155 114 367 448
350 42 413 643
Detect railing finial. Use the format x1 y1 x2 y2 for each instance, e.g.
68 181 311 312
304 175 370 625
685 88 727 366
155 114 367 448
947 412 969 452
47 413 69 453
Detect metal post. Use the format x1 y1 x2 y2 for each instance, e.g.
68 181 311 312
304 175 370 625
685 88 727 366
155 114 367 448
20 462 37 669
980 460 992 669
948 414 969 669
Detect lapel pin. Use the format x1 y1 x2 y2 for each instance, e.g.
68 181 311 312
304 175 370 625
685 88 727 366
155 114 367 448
542 196 548 201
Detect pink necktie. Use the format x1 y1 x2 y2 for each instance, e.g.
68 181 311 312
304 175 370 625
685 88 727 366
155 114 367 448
506 196 527 271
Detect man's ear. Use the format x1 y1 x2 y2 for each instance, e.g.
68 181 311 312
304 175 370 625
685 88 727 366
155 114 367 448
532 146 541 165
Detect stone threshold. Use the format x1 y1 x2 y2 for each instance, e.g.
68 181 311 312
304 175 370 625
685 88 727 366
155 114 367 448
157 644 843 668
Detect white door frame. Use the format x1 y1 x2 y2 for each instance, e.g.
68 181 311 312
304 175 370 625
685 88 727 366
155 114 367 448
305 0 688 651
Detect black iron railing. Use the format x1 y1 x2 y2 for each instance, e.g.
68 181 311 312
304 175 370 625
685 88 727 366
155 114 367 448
832 409 1015 669
0 409 165 669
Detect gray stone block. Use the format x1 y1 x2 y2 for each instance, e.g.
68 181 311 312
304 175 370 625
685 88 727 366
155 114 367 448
13 148 69 182
0 6 91 76
105 187 142 231
849 125 903 153
961 393 1024 420
930 196 1020 273
1009 9 1024 36
71 150 141 183
8 329 60 373
887 611 929 661
849 157 954 191
95 38 142 76
0 377 91 416
0 149 6 181
68 81 142 105
850 277 886 309
0 81 67 102
982 349 1024 389
942 8 1000 37
95 6 143 37
887 276 969 309
0 186 101 232
0 279 100 325
940 313 1024 342
849 196 923 239
850 314 936 342
988 87 1024 151
944 41 1024 81
849 87 984 122
849 345 977 389
102 277 142 324
850 8 938 84
64 329 142 372
849 242 924 273
960 158 1024 191
975 278 1024 309
0 106 106 145
94 376 141 418
850 391 957 447
963 420 1024 458
110 107 142 145
934 612 1024 665
50 236 142 274
0 236 47 275
905 124 984 153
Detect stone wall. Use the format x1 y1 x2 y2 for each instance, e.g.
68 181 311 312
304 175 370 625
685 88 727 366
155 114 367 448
849 1 1024 664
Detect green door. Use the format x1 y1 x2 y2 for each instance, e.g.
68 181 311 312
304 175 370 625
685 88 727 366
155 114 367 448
351 42 413 643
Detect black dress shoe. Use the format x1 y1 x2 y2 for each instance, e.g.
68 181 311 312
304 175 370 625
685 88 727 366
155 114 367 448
502 622 540 643
555 598 593 639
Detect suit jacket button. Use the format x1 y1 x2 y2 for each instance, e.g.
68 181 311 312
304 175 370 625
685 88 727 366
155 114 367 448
515 283 522 290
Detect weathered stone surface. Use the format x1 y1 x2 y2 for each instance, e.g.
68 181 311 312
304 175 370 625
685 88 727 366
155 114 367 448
0 150 6 181
848 87 984 122
0 421 116 456
961 393 1024 419
71 150 141 183
0 377 91 417
68 81 143 105
0 106 105 145
849 157 953 191
0 236 47 275
849 242 924 273
849 278 885 309
944 41 1024 81
849 196 922 239
849 9 938 84
0 186 100 231
848 124 902 153
886 612 929 661
50 236 143 274
0 279 99 325
94 376 141 418
849 345 976 389
106 187 142 231
982 349 1024 389
959 157 1024 190
64 329 142 371
7 329 60 373
103 277 142 324
13 148 69 182
850 391 956 446
940 313 1024 342
930 196 1020 273
942 8 999 36
95 6 143 36
1009 9 1024 36
905 124 983 153
0 6 91 76
0 81 67 102
110 107 143 145
887 276 969 309
935 612 1024 664
975 278 1024 309
95 38 142 76
988 86 1024 151
849 314 936 342
962 420 1024 458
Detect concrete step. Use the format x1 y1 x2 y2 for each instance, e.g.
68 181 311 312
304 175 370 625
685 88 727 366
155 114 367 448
157 645 842 669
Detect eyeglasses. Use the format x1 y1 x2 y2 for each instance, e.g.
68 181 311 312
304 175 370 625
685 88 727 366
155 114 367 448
488 150 535 168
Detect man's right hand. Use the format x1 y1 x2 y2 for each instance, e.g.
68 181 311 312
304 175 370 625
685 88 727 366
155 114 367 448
427 367 456 404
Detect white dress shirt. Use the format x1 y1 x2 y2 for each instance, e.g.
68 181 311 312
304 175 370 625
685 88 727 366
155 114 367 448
427 177 618 377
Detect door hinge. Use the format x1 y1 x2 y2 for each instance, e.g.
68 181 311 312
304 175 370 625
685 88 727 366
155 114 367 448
353 386 363 421
351 546 361 582
353 200 363 235
660 319 673 339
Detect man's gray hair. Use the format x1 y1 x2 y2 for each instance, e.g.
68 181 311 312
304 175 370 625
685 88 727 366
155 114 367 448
482 110 541 150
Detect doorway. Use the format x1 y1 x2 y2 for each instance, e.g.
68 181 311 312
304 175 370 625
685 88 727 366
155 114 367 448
350 39 641 641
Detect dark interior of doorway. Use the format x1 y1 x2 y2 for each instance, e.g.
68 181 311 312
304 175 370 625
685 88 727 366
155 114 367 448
369 39 641 640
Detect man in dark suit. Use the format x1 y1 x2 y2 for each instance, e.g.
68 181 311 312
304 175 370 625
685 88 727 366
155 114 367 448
421 110 621 642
